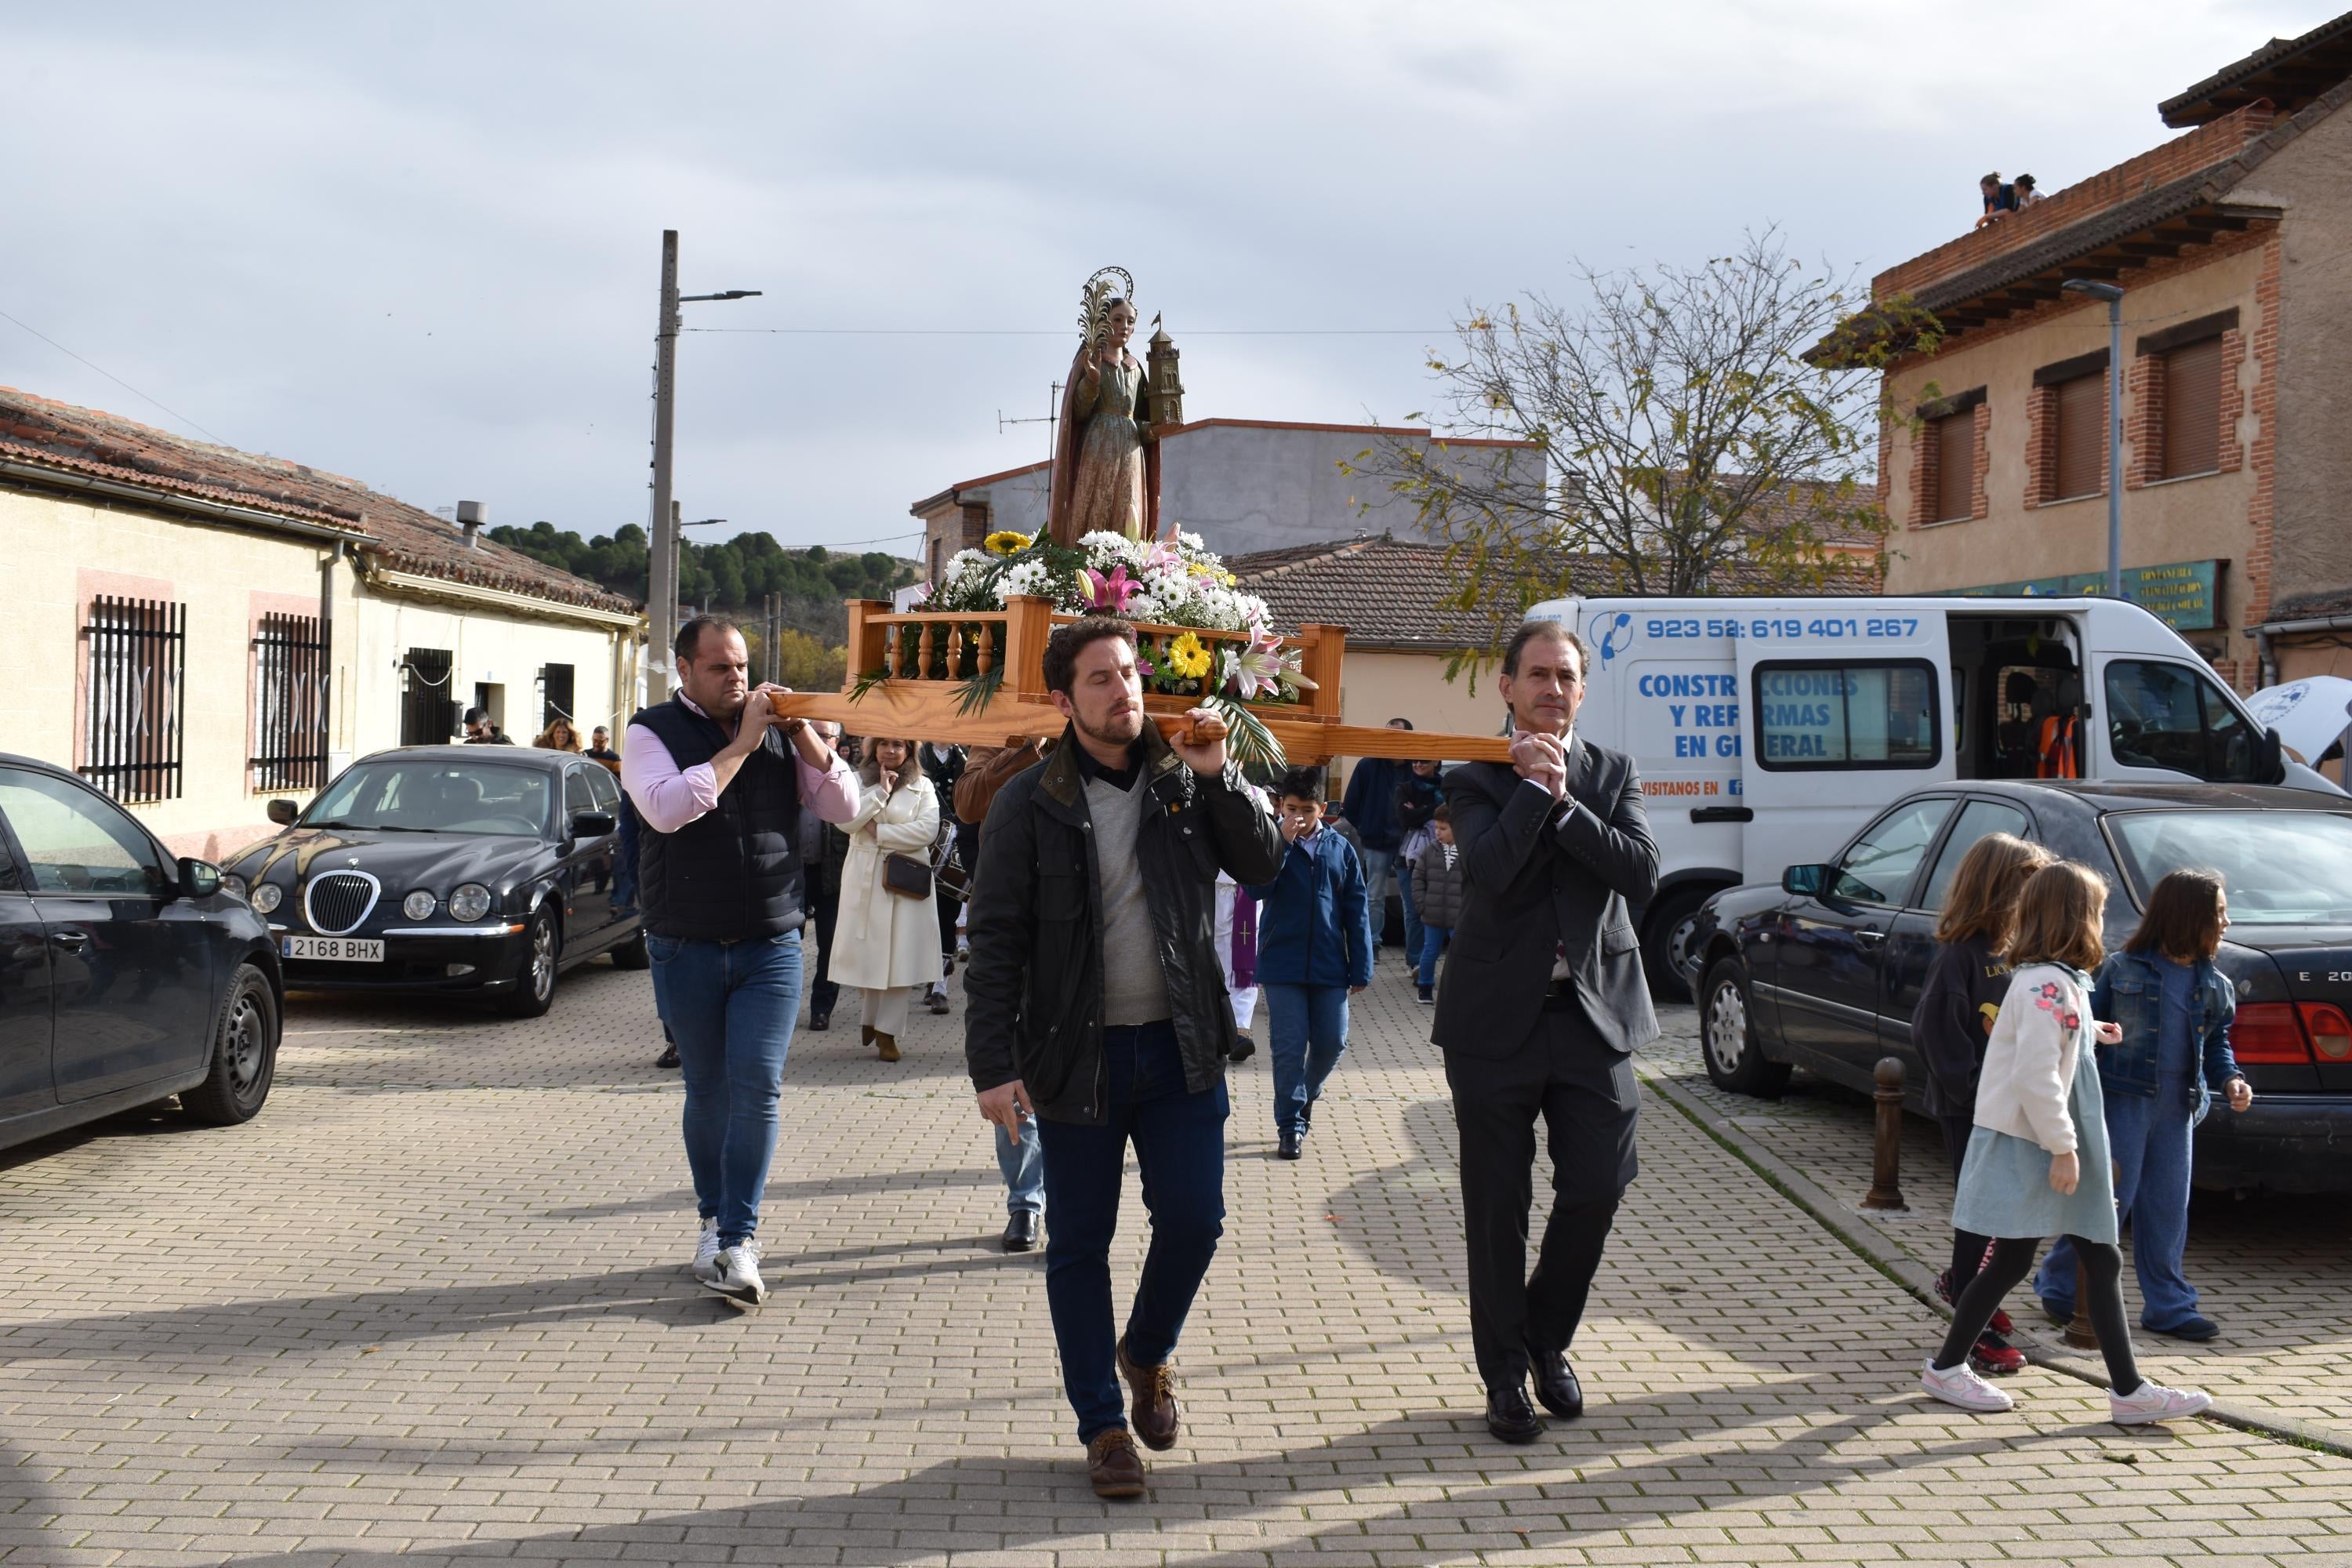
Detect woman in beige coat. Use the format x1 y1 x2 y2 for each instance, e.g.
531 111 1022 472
830 737 942 1061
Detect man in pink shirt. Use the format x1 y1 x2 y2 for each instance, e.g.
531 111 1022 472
622 616 859 1308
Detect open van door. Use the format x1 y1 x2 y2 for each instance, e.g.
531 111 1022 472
1733 609 1955 884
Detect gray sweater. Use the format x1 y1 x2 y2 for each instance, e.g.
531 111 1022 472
1086 771 1173 1025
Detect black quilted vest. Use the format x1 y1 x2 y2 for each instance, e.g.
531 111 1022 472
630 697 804 940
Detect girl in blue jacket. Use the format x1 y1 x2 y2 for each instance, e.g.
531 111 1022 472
2036 869 2254 1340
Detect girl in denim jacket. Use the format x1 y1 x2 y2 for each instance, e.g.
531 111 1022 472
2036 869 2253 1340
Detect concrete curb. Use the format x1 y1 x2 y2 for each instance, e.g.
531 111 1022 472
1634 1063 2352 1460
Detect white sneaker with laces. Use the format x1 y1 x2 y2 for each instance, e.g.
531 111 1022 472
1920 1358 2014 1413
691 1217 721 1283
2109 1379 2211 1425
706 1240 767 1308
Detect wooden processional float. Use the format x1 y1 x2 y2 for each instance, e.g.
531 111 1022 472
765 594 1514 768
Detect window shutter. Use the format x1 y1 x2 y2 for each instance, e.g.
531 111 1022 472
1934 411 1975 522
2053 372 2106 500
2161 336 2222 479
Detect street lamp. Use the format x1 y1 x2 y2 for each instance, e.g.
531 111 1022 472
2061 278 2126 598
646 230 761 695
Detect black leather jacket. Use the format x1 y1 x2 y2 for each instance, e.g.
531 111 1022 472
963 722 1283 1124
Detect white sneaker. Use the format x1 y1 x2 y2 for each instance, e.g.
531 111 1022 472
2110 1379 2212 1425
706 1240 766 1308
1921 1358 2015 1413
691 1217 721 1283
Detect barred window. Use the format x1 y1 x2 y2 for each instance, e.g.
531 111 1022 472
251 613 328 793
81 594 187 803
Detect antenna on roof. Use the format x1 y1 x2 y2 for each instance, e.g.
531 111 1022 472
998 381 1064 463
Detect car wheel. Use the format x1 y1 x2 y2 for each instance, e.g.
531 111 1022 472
498 909 561 1018
1642 885 1715 1004
1700 956 1791 1098
181 962 280 1125
608 924 650 971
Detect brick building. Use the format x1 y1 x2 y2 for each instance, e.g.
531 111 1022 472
1829 12 2352 691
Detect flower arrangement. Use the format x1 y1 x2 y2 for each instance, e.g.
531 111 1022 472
915 529 1309 706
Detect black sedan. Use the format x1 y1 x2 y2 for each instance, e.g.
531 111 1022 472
1688 780 2352 1194
0 752 281 1152
223 746 645 1018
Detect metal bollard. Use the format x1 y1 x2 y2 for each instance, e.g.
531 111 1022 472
1863 1057 1907 1210
2064 1258 2101 1349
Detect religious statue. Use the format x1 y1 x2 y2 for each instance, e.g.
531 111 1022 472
1048 267 1172 546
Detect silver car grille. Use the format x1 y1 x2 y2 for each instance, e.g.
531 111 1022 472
303 870 381 936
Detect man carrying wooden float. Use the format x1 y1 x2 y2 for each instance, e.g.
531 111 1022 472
961 617 1283 1500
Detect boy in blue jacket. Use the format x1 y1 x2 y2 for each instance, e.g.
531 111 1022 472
1247 767 1373 1160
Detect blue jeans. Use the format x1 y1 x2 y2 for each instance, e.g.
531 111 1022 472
648 931 803 1247
1397 863 1424 968
1418 925 1453 988
1359 848 1397 946
613 800 642 916
2036 1069 2200 1328
1033 1020 1227 1443
997 1112 1043 1217
1263 983 1348 1136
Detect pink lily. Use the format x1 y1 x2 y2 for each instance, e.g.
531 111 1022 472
1083 565 1140 615
1226 635 1287 700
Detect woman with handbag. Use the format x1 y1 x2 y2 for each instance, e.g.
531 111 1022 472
832 737 942 1062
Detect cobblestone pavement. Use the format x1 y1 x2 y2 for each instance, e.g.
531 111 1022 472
2 953 2348 1566
1635 1018 2352 1443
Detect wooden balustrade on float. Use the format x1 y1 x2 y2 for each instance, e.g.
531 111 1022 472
765 593 1512 765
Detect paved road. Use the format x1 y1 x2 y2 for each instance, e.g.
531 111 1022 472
1638 1020 2352 1445
1 955 2347 1565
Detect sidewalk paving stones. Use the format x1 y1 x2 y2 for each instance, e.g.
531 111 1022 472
0 954 2345 1565
1634 1019 2352 1446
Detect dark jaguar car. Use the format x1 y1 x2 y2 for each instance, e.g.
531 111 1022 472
222 746 645 1018
1687 781 2352 1193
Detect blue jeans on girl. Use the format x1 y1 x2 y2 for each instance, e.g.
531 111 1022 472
2036 1069 2201 1329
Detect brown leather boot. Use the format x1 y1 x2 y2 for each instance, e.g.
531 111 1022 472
874 1033 900 1062
861 1024 876 1048
1085 1428 1145 1499
1117 1338 1181 1451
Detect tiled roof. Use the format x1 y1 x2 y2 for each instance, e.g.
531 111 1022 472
0 387 637 615
2161 9 2352 126
1231 533 1877 649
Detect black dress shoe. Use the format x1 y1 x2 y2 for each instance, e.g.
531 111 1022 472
1276 1127 1303 1161
655 1046 681 1069
809 1008 831 1033
1524 1341 1584 1420
1485 1384 1545 1444
1002 1210 1040 1252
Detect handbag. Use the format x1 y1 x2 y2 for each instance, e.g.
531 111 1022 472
883 852 932 899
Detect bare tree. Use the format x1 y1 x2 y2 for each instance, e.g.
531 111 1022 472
1348 228 1940 663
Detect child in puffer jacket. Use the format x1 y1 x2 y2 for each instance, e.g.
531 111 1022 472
1409 805 1465 1004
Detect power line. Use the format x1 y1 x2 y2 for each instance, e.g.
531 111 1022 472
681 327 1447 337
0 307 226 444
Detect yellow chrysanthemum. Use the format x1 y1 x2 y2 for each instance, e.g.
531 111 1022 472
1166 631 1214 681
983 530 1033 557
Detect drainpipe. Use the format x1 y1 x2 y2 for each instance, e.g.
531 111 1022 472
2247 612 2352 688
319 540 343 779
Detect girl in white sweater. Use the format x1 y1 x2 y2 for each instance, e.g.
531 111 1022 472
1922 860 2212 1425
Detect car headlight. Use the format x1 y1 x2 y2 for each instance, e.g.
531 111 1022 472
221 873 248 901
401 889 438 922
251 882 283 914
448 883 493 923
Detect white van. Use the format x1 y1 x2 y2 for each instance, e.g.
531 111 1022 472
1524 593 2336 996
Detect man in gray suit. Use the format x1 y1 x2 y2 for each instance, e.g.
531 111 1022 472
1433 619 1659 1443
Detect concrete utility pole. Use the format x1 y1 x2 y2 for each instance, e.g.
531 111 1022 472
644 229 760 695
648 230 681 692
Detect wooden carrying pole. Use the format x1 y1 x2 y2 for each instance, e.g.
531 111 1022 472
770 596 1514 766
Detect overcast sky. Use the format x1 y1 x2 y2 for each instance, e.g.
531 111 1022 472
4 2 2338 557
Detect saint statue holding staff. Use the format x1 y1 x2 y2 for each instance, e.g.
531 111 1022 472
1049 267 1167 546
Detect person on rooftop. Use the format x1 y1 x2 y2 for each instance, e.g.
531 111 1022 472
2014 172 2044 208
1975 172 2017 229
